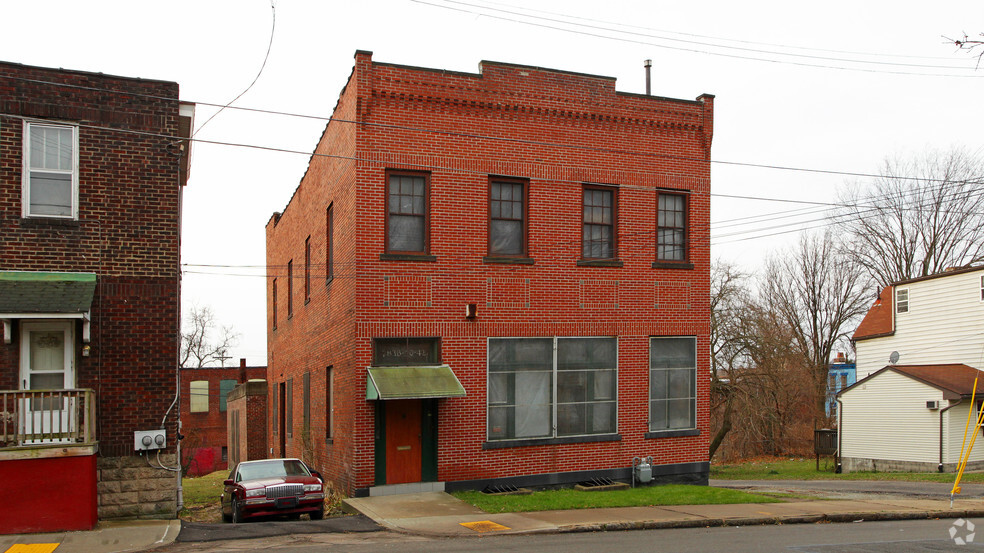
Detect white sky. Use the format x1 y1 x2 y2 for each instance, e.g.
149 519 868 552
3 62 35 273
2 0 981 364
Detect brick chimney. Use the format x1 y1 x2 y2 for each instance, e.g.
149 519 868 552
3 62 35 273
239 358 247 383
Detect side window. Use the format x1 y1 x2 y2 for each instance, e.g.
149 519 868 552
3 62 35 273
23 121 79 219
304 237 311 304
326 203 334 283
657 193 687 262
189 381 209 413
272 278 278 330
582 186 616 260
489 179 527 257
896 288 909 313
386 172 429 254
287 260 294 318
219 379 236 412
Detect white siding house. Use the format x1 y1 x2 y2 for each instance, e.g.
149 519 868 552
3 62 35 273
838 365 984 472
854 267 984 377
842 266 984 473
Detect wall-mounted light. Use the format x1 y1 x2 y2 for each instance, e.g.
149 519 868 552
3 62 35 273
82 344 91 357
465 303 477 320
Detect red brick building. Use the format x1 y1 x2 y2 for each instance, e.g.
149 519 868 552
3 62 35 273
266 51 713 497
0 61 193 532
180 360 266 476
227 379 268 467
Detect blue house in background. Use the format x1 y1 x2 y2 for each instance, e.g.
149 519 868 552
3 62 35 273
827 353 856 417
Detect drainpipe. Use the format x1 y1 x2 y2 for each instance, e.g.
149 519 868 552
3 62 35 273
835 395 844 473
644 59 652 96
940 399 962 472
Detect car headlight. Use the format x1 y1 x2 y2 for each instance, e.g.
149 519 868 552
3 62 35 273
245 488 266 498
303 484 322 492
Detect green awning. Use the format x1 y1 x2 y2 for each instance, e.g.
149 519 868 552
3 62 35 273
366 365 466 400
0 271 97 314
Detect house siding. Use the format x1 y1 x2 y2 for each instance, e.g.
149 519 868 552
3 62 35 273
856 269 984 377
267 52 713 496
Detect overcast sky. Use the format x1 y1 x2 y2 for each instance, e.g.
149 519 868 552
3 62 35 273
2 1 980 365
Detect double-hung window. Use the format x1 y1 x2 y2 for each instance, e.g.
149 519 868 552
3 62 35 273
23 121 78 219
487 337 617 441
387 172 429 254
582 186 616 260
649 337 697 432
896 288 909 313
489 179 526 257
657 193 687 262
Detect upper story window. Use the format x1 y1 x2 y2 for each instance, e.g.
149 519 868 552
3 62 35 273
657 193 687 262
287 260 294 318
272 278 278 330
373 337 440 366
896 288 909 313
387 171 429 254
189 380 209 413
489 179 527 257
304 237 311 304
23 121 78 219
326 203 334 283
219 379 237 412
582 186 616 260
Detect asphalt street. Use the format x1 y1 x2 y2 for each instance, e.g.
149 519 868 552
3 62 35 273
710 479 984 499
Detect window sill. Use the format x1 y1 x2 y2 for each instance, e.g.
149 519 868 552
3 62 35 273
577 259 624 268
482 433 621 449
20 217 81 230
483 256 535 265
645 429 700 439
652 261 694 270
380 253 438 262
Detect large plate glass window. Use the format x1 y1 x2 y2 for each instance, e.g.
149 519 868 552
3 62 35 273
649 337 696 432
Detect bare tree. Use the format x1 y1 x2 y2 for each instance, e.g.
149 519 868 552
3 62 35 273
836 149 984 285
180 305 240 368
709 261 752 459
761 230 870 418
945 32 984 67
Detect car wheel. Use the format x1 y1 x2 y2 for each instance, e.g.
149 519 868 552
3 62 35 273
310 507 324 521
231 498 244 524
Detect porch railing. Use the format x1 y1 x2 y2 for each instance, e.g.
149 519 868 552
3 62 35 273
0 389 95 448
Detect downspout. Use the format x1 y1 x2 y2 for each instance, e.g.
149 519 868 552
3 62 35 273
940 399 962 472
835 395 844 473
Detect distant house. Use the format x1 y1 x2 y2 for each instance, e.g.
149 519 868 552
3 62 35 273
180 359 265 476
266 51 714 497
826 353 856 418
839 266 984 473
0 61 193 533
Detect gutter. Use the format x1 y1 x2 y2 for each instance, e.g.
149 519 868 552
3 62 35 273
940 399 963 472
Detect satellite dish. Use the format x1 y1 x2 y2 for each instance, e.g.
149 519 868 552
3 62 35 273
889 351 900 364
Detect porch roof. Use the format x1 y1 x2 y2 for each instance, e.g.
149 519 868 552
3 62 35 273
366 365 466 400
0 271 96 314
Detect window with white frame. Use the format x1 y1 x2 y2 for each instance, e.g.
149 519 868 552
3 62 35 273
487 337 617 441
896 288 909 313
649 337 696 432
23 121 78 219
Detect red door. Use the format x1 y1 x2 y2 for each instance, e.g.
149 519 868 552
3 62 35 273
385 400 422 484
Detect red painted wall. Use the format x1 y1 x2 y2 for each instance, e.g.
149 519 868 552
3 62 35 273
267 51 713 495
0 454 97 533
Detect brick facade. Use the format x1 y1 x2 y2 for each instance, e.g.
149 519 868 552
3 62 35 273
0 61 191 523
180 361 266 476
227 380 268 467
266 51 713 496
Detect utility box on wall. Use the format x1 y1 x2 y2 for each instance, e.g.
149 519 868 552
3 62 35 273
134 429 167 451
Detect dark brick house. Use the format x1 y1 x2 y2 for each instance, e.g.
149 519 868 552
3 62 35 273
180 359 266 476
0 61 193 533
266 51 713 497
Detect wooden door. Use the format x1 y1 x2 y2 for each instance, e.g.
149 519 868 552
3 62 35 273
385 400 422 484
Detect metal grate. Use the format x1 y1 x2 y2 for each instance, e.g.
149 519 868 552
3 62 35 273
577 477 616 488
265 484 303 499
482 484 519 495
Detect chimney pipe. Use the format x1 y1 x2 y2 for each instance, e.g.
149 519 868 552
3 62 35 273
644 59 652 96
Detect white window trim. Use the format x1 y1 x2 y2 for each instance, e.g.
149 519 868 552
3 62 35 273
896 288 909 314
22 120 80 220
648 336 698 432
486 336 619 442
980 275 983 302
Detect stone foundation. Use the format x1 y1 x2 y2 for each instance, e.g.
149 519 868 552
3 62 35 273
841 457 984 473
97 455 178 520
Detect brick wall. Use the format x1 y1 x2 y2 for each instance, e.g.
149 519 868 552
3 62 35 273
0 61 186 518
227 380 268 466
181 365 265 475
267 51 713 495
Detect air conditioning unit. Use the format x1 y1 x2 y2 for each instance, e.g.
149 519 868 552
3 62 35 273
926 400 940 410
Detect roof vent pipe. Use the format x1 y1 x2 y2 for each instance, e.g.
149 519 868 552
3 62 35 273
644 59 652 95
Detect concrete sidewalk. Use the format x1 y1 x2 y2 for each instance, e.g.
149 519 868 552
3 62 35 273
0 520 180 553
342 491 984 537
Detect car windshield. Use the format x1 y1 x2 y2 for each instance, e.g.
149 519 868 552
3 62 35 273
236 460 310 481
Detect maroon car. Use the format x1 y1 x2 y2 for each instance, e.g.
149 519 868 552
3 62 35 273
221 458 325 523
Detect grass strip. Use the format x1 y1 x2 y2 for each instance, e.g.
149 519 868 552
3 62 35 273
453 484 780 513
